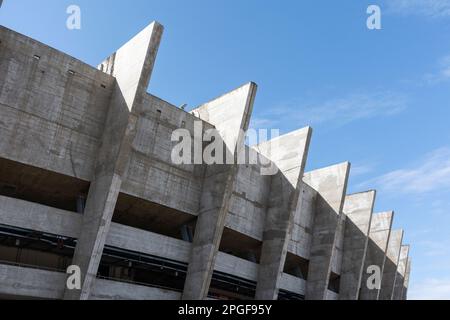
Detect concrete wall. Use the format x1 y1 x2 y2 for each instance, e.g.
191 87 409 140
225 148 271 241
255 127 312 300
183 83 257 300
0 26 114 181
379 229 403 300
402 258 411 300
0 264 180 300
304 162 351 300
122 93 212 215
0 195 304 297
339 191 375 300
392 245 409 300
289 183 317 259
359 212 393 300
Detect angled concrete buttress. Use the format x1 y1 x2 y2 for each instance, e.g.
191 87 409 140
402 258 412 300
392 245 410 300
182 83 257 300
339 190 376 300
304 162 351 300
254 127 313 300
379 229 404 300
359 211 394 300
64 22 164 300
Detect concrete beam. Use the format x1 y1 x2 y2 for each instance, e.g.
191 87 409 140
0 264 181 300
304 162 351 300
91 279 181 300
339 191 376 300
255 127 312 300
402 258 411 300
182 83 257 300
0 264 65 300
0 195 81 239
379 229 404 300
359 211 394 300
392 245 410 300
65 22 163 300
279 273 306 296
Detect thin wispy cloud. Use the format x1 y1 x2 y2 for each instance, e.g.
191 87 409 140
423 55 450 85
350 163 376 177
418 240 450 257
252 91 407 130
386 0 450 18
409 278 450 300
366 147 450 194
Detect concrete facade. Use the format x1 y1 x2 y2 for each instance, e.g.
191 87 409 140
339 191 375 300
379 229 404 300
359 212 394 300
392 245 410 300
402 258 412 300
0 23 411 300
303 163 350 300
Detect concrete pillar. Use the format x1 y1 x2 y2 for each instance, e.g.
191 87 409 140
359 211 394 300
304 162 351 300
182 83 257 300
402 258 411 300
392 245 410 300
339 191 376 300
379 229 404 300
254 127 312 300
64 22 163 300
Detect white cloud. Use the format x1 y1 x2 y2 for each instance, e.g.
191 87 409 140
423 55 450 85
350 163 375 177
387 0 450 18
369 147 450 194
418 240 450 257
249 117 276 129
259 91 407 129
409 278 450 300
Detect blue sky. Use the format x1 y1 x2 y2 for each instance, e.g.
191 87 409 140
1 0 450 299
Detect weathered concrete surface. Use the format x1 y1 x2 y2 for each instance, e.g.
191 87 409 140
225 146 271 241
279 273 306 296
65 22 163 300
0 264 65 299
330 210 346 277
0 195 81 238
325 290 339 300
183 83 257 300
304 162 351 300
0 26 115 181
339 191 376 300
289 182 317 260
0 264 181 300
359 211 394 300
392 245 410 300
91 278 181 300
255 127 312 300
402 258 411 300
0 194 301 295
122 93 212 216
379 229 404 300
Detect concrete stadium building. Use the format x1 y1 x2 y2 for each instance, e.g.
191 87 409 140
0 22 411 300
